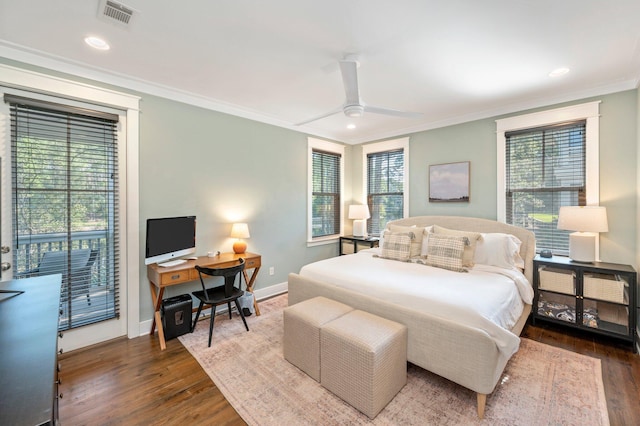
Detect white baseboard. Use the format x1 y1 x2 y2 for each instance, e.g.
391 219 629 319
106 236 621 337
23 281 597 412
138 281 288 337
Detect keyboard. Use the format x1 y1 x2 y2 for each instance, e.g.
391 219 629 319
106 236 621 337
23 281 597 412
158 259 187 267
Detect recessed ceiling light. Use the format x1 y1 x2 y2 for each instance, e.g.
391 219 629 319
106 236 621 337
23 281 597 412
347 123 356 129
84 36 110 51
549 67 570 78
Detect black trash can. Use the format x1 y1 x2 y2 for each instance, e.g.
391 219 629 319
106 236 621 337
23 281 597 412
162 294 192 340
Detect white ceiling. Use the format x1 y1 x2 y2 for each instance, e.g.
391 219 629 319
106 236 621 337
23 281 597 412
1 0 639 144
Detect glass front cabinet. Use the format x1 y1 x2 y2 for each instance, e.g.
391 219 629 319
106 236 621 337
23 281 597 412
533 256 637 348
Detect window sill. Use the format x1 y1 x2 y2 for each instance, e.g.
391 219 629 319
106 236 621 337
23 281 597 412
307 236 339 248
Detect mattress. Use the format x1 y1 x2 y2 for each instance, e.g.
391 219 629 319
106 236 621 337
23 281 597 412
299 248 533 359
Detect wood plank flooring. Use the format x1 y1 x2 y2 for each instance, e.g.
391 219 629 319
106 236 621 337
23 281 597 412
59 321 639 425
58 334 245 425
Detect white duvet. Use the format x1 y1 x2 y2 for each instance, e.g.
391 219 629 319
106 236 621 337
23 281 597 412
299 248 534 359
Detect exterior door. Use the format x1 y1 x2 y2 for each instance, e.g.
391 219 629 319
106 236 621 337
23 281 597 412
0 92 127 353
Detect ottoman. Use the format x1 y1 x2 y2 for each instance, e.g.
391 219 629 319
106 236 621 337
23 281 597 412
320 310 407 419
283 296 353 381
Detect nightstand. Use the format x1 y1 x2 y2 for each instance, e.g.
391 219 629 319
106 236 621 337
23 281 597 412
339 235 379 255
532 255 636 350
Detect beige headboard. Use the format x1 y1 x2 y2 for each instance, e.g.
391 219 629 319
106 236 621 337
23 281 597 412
386 216 536 284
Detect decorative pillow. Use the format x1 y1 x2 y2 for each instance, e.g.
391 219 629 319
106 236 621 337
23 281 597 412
375 231 412 262
432 225 482 267
474 232 525 270
420 225 434 256
425 234 468 272
387 224 424 258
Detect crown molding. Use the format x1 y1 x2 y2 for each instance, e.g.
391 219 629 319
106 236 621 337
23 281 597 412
2 42 637 146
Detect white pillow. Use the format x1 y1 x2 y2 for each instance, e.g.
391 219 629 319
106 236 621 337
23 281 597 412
473 232 524 270
420 226 434 256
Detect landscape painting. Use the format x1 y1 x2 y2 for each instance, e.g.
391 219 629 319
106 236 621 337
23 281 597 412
429 161 470 202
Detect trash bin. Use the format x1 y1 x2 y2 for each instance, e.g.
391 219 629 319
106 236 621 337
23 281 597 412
238 291 255 316
162 294 192 339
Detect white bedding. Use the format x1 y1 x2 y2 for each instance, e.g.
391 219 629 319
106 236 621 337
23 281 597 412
299 248 534 359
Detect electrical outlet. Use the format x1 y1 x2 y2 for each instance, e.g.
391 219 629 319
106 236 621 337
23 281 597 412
269 266 275 275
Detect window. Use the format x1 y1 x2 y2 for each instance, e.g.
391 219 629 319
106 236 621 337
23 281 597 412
362 138 409 236
8 96 120 330
308 138 344 242
497 102 600 255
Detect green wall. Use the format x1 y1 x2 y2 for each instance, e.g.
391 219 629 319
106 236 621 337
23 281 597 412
401 90 638 265
138 95 345 319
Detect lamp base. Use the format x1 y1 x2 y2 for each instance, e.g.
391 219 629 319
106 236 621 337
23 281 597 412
569 232 596 263
353 219 367 237
233 240 247 254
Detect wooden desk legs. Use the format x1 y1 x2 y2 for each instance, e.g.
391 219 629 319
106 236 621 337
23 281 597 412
149 281 168 350
243 266 261 316
150 264 260 351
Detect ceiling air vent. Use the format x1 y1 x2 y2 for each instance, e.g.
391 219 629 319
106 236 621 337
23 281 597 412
98 0 134 26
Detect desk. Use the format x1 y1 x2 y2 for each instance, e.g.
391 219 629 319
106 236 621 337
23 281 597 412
147 252 261 350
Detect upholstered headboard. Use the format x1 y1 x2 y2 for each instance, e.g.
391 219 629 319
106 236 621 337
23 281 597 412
386 216 536 284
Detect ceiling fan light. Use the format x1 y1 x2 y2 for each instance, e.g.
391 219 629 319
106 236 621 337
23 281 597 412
344 105 364 117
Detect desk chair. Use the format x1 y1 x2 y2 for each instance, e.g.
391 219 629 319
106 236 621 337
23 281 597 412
192 258 249 347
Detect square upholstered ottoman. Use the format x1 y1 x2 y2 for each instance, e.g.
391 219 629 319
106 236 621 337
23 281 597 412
283 296 353 381
320 310 407 419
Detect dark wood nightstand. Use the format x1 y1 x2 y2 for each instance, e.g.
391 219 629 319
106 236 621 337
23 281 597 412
533 255 636 350
339 235 379 255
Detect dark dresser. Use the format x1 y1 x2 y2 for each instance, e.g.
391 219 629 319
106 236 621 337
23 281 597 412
0 275 62 425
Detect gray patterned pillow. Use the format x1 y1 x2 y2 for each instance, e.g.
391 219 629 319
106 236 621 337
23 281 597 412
376 231 412 262
425 234 469 272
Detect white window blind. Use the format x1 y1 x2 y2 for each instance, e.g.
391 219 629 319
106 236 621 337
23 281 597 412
8 96 120 330
505 120 586 254
311 148 341 238
367 149 404 236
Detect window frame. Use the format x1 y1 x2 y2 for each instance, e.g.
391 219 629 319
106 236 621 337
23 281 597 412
8 99 121 330
307 137 345 244
496 101 600 254
361 137 409 236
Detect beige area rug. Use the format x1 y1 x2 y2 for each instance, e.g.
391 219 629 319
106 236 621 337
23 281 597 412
179 294 609 425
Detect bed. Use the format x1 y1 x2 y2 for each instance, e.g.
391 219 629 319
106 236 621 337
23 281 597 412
287 216 536 418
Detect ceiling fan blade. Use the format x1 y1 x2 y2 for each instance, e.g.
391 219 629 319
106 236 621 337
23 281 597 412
339 59 361 106
364 105 423 119
294 106 343 126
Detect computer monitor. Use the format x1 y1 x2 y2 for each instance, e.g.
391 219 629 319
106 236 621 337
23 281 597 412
144 216 196 265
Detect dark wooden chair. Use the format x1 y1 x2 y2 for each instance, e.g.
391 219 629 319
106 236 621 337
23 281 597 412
191 258 249 347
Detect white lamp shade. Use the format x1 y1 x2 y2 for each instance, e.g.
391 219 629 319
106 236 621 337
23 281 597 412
348 204 371 220
558 206 607 263
557 206 608 233
230 222 250 239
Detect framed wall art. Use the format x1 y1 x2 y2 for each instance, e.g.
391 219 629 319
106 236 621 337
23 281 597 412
429 161 470 202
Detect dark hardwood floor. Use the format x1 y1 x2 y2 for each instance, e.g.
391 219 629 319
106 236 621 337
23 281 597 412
59 321 639 425
58 334 245 425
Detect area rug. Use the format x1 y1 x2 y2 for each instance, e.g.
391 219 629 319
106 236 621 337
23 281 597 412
179 294 609 425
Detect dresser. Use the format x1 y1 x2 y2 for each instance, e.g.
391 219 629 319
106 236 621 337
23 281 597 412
0 275 62 425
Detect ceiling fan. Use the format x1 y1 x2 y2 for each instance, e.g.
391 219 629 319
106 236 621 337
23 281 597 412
295 55 423 126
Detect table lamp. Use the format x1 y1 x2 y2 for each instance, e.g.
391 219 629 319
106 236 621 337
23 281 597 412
348 204 371 237
230 223 250 254
557 206 608 263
